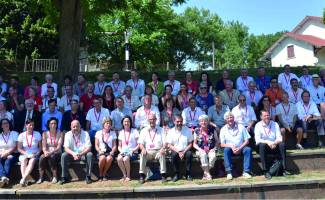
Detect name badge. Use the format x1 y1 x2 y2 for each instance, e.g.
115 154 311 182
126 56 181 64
149 144 155 149
122 146 130 154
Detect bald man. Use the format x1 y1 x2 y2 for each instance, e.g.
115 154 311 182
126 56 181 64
59 120 93 184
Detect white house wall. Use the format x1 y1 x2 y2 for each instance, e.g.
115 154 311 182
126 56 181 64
271 37 318 67
295 20 325 39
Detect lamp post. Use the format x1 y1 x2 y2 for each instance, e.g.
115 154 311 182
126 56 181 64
124 30 130 70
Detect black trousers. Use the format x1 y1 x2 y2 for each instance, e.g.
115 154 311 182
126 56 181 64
170 151 192 176
257 142 286 171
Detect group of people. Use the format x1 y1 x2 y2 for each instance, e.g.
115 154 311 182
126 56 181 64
0 64 324 186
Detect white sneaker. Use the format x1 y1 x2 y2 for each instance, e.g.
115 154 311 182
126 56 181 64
2 177 9 185
242 172 252 179
51 177 58 184
19 178 26 186
0 178 4 188
226 173 233 180
296 144 304 150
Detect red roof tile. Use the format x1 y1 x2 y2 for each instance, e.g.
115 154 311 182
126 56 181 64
286 32 325 46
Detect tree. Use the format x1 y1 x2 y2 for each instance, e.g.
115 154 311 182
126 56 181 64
0 0 58 62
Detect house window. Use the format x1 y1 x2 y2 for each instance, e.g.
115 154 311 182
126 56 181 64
287 45 295 58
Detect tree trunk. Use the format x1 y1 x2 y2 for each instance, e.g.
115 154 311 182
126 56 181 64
58 0 83 82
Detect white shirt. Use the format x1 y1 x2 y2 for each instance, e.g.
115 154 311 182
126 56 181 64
277 72 299 92
18 131 42 154
95 130 117 151
181 107 205 128
110 107 132 131
118 128 139 153
231 104 257 127
126 79 145 97
236 76 254 93
141 94 159 107
208 105 230 127
243 90 263 106
64 130 91 153
254 120 282 145
0 111 13 122
94 81 108 96
163 80 181 96
276 102 297 127
134 106 160 128
308 85 325 105
58 94 80 112
167 126 193 152
288 88 303 104
108 80 126 97
0 131 18 152
86 107 110 131
0 82 7 96
121 95 141 112
41 82 58 97
138 126 164 150
43 131 62 152
300 75 313 89
219 123 250 148
296 100 320 120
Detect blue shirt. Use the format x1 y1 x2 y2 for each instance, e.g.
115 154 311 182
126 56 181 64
255 75 271 94
42 109 63 131
196 93 214 112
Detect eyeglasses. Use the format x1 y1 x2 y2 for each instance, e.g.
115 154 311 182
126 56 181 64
239 99 246 102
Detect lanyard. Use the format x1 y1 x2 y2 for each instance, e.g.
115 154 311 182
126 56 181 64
304 76 311 86
241 77 248 88
200 128 209 145
303 103 311 115
263 122 272 136
2 132 10 145
144 108 151 119
284 74 291 85
241 106 248 119
49 131 57 146
153 81 158 93
292 89 298 102
227 91 233 101
189 109 196 121
94 109 101 123
102 130 110 144
249 91 255 102
133 79 138 90
149 128 157 144
73 134 81 147
181 94 189 108
113 81 120 92
281 103 290 115
123 130 131 145
98 82 105 94
26 132 34 148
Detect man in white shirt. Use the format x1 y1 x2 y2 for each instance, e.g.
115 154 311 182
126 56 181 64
231 95 256 133
220 111 252 180
181 97 205 130
126 69 145 98
108 72 125 97
296 90 324 147
121 85 141 113
134 95 160 129
236 68 254 93
308 74 325 105
41 74 58 98
110 97 132 131
167 114 194 182
288 78 303 104
277 64 299 92
138 113 166 184
59 85 80 112
41 86 60 112
275 91 304 149
254 110 290 179
243 81 263 108
94 73 108 96
86 97 110 146
299 66 313 89
59 120 93 184
163 71 181 96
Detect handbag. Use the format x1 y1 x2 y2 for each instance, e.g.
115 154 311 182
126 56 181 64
268 159 282 176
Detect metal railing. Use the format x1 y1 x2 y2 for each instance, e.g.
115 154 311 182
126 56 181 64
24 57 58 72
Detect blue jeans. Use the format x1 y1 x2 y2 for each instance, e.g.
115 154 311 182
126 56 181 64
0 155 17 177
223 146 252 173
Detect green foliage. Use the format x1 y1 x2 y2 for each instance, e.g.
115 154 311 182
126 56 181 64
0 0 58 60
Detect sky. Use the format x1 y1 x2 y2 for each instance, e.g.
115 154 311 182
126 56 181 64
173 0 325 35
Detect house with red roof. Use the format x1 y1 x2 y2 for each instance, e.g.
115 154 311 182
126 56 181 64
262 16 325 67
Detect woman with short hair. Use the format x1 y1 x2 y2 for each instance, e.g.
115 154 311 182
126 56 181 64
17 119 42 186
37 117 63 184
0 118 18 187
95 117 117 181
